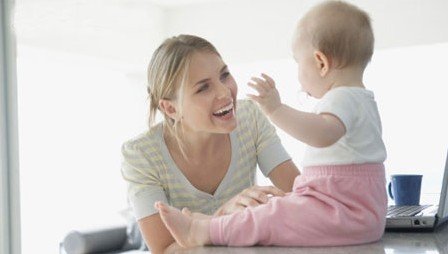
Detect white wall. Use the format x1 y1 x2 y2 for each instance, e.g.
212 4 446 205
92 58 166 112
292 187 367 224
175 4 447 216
16 0 448 65
15 0 166 66
165 0 448 64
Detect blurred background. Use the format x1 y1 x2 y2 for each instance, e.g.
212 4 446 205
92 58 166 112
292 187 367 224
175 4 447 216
12 0 448 253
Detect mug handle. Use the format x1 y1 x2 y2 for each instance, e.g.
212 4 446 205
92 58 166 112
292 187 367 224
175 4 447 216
388 182 394 200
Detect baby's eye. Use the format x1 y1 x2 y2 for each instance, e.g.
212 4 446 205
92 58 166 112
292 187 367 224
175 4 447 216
197 84 209 93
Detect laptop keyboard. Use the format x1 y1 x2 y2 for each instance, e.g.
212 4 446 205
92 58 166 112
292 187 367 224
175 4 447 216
387 205 431 217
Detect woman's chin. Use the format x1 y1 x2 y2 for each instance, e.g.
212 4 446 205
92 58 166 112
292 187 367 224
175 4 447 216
212 110 237 132
215 120 237 134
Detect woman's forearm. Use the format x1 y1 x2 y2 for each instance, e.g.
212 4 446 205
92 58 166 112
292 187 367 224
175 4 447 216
162 242 182 254
268 160 300 192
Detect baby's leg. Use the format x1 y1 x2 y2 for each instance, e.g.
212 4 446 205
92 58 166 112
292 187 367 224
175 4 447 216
210 164 387 246
155 202 211 247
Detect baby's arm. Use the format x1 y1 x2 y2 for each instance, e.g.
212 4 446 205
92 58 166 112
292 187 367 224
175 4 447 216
247 74 345 148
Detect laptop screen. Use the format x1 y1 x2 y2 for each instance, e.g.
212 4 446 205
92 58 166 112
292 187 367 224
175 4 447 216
437 150 448 219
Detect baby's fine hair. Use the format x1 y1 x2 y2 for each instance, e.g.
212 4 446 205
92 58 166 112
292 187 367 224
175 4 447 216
146 34 220 158
300 0 374 69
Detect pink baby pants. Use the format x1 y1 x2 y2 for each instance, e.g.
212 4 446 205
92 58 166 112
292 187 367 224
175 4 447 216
210 163 387 246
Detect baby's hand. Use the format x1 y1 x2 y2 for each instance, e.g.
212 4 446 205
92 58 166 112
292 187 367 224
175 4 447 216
247 73 282 116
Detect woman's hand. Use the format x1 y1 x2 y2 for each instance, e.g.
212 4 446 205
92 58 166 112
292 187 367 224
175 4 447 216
213 185 285 216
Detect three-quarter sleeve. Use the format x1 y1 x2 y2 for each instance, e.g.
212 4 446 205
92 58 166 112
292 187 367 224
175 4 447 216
249 101 291 177
121 141 168 220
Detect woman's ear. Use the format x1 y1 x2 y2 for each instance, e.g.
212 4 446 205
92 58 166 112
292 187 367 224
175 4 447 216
314 50 330 77
159 99 178 121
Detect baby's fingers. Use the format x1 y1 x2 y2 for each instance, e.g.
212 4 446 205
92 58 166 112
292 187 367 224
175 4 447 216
246 93 260 103
247 82 267 97
261 73 276 88
250 77 271 92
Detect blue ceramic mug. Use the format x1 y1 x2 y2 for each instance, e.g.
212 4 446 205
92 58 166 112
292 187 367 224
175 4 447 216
388 174 423 206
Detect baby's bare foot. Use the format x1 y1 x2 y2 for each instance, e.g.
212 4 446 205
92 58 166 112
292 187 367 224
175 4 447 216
155 202 211 248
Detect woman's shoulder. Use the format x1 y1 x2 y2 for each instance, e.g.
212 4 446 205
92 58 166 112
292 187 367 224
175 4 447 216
235 99 259 122
234 99 267 142
236 99 270 125
121 123 163 159
236 99 256 112
121 123 166 180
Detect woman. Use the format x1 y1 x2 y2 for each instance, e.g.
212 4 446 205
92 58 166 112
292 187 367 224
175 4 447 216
121 34 299 253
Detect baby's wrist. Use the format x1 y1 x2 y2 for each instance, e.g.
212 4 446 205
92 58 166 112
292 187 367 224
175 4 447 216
266 103 283 118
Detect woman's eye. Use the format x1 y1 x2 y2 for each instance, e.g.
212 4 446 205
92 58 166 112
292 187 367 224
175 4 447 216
220 72 230 81
197 84 209 93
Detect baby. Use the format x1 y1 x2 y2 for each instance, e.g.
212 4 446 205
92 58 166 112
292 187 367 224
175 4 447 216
156 0 387 247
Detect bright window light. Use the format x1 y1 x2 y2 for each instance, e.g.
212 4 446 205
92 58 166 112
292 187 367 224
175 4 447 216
17 45 148 254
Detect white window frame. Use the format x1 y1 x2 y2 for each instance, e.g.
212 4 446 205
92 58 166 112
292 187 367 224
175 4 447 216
1 0 21 254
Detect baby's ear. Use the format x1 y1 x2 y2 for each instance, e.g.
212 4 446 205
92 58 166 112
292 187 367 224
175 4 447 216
159 99 179 121
314 50 330 77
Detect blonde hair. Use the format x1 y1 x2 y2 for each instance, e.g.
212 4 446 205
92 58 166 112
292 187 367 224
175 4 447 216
147 34 221 157
300 1 374 69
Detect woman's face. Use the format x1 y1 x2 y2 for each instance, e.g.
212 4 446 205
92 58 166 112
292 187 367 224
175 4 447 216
179 51 238 135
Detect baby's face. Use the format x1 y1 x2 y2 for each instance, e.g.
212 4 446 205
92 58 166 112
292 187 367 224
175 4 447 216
292 33 325 99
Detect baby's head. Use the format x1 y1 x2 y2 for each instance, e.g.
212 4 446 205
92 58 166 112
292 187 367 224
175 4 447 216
293 1 374 98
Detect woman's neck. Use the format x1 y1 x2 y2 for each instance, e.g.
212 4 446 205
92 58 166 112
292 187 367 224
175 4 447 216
164 125 228 162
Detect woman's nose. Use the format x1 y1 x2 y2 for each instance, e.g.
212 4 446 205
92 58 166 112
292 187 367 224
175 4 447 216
216 81 231 99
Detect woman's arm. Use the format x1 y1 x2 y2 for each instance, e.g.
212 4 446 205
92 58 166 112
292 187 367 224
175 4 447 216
138 213 181 254
213 161 299 216
213 185 286 216
268 159 300 192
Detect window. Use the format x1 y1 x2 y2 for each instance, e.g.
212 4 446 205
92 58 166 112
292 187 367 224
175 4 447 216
14 1 160 253
1 0 21 253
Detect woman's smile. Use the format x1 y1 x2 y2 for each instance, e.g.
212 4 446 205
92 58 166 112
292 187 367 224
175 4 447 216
212 102 234 117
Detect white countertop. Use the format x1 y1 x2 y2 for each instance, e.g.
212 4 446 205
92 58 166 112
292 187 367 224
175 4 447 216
168 222 448 254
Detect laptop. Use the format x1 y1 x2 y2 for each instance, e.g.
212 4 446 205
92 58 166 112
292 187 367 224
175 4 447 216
386 150 448 230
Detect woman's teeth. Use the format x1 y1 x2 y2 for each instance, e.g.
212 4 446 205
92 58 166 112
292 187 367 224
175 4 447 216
213 103 233 117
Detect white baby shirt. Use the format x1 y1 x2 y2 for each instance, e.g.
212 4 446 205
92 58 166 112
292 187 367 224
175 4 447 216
301 87 387 167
